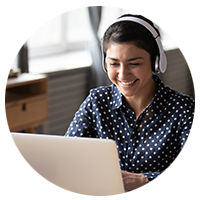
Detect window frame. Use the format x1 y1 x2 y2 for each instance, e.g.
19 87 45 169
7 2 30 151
28 12 89 58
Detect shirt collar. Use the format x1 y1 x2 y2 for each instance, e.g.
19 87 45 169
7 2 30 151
111 74 169 113
111 84 123 110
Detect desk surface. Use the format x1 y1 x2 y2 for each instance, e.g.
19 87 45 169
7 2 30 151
6 73 47 88
5 174 172 196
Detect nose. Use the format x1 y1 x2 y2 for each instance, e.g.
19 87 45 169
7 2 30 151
118 64 130 80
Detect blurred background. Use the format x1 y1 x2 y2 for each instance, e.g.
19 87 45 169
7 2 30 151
6 6 194 136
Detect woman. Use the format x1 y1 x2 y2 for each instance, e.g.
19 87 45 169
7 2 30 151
65 14 194 191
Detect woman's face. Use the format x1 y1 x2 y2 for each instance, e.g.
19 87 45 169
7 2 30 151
106 42 153 99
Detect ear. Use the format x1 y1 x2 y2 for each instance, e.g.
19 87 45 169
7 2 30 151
104 59 108 72
102 53 108 73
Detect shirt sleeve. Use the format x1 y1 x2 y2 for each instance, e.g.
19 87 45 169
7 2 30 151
143 99 195 193
64 91 97 138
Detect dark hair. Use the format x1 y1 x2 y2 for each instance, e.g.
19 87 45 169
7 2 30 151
102 14 161 71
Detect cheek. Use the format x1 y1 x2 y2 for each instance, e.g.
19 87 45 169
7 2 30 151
107 68 116 81
134 64 152 78
135 69 146 78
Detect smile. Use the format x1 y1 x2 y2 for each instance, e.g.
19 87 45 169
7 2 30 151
120 79 138 85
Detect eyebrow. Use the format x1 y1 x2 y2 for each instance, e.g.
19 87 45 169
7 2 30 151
106 57 143 62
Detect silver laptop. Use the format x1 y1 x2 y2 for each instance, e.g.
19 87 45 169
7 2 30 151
11 132 124 196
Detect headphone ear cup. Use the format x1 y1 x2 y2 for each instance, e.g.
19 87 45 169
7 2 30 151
154 56 159 73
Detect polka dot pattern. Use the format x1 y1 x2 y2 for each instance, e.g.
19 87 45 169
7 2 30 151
65 75 195 181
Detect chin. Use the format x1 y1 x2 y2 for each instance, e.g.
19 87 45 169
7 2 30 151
120 90 136 98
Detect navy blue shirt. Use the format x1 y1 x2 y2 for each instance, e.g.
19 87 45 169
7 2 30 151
65 75 194 181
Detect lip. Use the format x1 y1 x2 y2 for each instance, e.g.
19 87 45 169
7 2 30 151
119 79 138 87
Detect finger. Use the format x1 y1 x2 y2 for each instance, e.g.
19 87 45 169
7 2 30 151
121 170 128 175
121 170 130 178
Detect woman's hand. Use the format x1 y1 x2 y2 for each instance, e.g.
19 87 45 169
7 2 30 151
121 170 149 191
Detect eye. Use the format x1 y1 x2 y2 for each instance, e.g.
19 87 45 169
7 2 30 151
130 63 140 66
109 62 119 66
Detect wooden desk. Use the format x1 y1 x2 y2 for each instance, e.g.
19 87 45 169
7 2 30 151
5 73 48 133
5 174 172 196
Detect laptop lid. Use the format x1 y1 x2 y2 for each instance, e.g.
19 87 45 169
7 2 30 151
11 133 124 196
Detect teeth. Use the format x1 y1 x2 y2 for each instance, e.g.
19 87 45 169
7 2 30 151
121 80 136 85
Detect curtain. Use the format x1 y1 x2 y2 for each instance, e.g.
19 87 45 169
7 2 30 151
6 6 28 73
88 6 110 89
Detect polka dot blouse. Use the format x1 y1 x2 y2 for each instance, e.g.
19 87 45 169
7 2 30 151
65 74 195 181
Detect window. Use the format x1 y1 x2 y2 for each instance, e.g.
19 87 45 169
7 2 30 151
28 14 63 56
5 6 194 57
65 8 92 43
28 7 93 57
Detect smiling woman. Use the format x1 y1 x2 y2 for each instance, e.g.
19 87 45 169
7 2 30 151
106 43 157 118
65 14 195 192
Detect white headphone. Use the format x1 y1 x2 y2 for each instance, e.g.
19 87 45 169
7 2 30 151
102 16 167 73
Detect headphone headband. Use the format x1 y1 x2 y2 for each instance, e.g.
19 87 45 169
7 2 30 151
115 16 159 38
102 16 167 73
